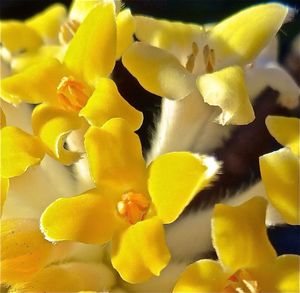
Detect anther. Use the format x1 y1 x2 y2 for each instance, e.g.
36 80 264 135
186 42 199 72
203 44 215 73
59 19 80 45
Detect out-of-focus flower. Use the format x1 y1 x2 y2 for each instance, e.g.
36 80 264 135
40 118 220 283
1 3 142 166
123 3 293 126
174 197 299 293
259 116 300 225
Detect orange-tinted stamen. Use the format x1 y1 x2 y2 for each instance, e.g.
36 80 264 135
57 76 90 112
117 191 150 225
203 44 215 73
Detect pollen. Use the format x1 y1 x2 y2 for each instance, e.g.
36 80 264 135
223 269 260 293
57 76 90 112
203 44 215 73
117 191 150 225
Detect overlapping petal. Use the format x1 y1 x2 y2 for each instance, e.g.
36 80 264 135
122 42 195 100
1 107 6 128
148 153 220 224
84 119 147 192
1 126 45 178
213 197 277 272
41 189 120 244
209 3 289 67
173 260 229 293
266 116 300 157
111 216 170 283
1 58 68 105
80 78 143 130
64 3 116 87
259 148 299 224
32 104 83 165
196 65 254 125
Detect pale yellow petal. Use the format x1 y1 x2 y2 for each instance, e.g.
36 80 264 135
111 217 170 283
196 66 254 125
122 42 195 100
148 153 220 224
260 148 299 224
80 78 143 130
213 197 277 272
32 104 83 165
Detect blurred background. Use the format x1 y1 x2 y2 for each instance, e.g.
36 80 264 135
1 0 300 255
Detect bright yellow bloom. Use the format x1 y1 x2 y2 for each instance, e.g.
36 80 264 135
174 197 299 293
40 118 220 283
1 3 142 165
123 3 289 125
259 116 300 225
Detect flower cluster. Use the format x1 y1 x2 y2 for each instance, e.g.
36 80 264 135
0 1 299 292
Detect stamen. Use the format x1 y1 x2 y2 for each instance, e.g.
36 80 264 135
186 42 199 73
117 191 150 225
203 44 215 73
59 19 80 45
57 76 90 112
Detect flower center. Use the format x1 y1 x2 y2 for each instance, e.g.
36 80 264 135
223 269 260 293
203 44 215 73
117 191 150 225
57 76 90 112
59 19 80 45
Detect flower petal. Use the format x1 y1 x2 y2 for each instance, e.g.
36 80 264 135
41 189 120 244
80 78 143 130
1 178 9 215
173 260 229 293
1 219 64 284
64 3 116 87
1 107 6 128
116 8 135 60
213 197 277 272
1 126 45 178
111 217 170 283
122 42 195 100
148 153 220 224
266 116 300 157
9 262 116 292
26 4 67 43
1 58 67 105
32 104 83 165
259 148 299 224
196 66 254 125
0 21 42 54
209 3 289 67
84 118 147 192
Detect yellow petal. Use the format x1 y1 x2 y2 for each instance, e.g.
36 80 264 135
1 219 56 284
0 21 42 54
1 178 9 215
148 153 220 224
259 148 299 224
1 58 67 105
10 262 116 292
64 3 116 87
173 260 229 293
26 4 67 43
1 107 6 128
32 104 83 165
111 217 170 283
135 15 205 64
41 189 120 244
196 66 254 125
1 126 45 178
266 116 300 157
80 78 143 130
209 3 289 66
213 197 277 272
116 9 135 60
122 42 195 100
84 119 147 193
252 255 300 293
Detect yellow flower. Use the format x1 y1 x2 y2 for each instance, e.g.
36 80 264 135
40 118 220 283
1 3 142 165
174 197 299 293
259 116 300 225
123 3 290 125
